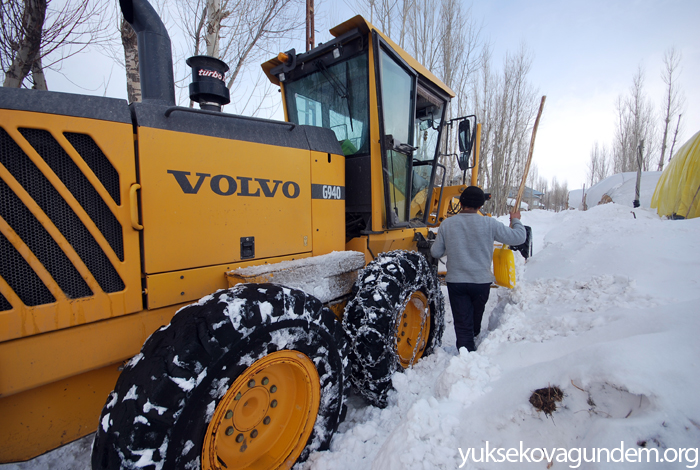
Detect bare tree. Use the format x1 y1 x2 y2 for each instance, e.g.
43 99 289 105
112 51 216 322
477 43 538 215
352 0 400 38
348 0 539 216
435 0 482 186
350 0 485 188
472 45 495 190
657 47 684 171
205 0 223 57
556 179 568 212
613 66 657 173
406 0 440 72
587 141 610 187
2 0 109 89
542 176 568 212
223 0 304 90
396 0 412 49
668 113 682 162
524 162 540 209
526 162 538 192
535 174 548 210
173 0 304 113
2 0 46 87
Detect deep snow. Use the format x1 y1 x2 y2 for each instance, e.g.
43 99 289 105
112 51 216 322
569 172 662 211
3 204 699 469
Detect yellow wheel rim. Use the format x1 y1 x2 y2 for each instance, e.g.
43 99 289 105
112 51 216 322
396 291 431 368
202 350 321 470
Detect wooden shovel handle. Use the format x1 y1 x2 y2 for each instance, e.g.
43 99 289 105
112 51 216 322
515 95 546 211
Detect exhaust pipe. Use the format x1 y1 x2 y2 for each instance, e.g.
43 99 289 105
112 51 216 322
120 0 175 106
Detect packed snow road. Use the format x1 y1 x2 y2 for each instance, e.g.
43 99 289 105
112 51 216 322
4 204 699 469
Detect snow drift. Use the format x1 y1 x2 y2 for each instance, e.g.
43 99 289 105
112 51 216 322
570 172 662 211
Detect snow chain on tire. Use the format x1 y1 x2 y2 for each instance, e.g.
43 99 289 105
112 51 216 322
92 283 349 470
343 250 445 407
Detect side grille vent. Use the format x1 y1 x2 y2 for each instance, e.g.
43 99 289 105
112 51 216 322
0 127 125 299
0 231 56 307
0 178 93 299
63 132 121 205
19 128 124 261
0 292 11 311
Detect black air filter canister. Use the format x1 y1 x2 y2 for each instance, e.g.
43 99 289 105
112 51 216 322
186 55 231 111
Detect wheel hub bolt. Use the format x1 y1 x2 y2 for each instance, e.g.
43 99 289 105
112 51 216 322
401 331 405 336
404 322 408 327
236 433 244 443
234 392 242 400
225 410 233 420
270 385 277 393
271 399 278 408
263 416 271 425
248 380 255 388
251 429 258 438
262 377 269 385
225 427 234 436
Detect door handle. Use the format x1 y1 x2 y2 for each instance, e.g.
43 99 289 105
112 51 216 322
129 184 143 230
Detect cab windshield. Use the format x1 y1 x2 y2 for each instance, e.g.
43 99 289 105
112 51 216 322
283 53 370 156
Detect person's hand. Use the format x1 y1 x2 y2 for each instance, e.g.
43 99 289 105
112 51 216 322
510 211 521 221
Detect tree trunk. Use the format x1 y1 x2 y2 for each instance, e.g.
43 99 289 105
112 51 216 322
206 0 221 57
668 113 682 163
3 0 47 88
30 56 47 89
658 114 670 171
658 47 684 172
121 18 140 103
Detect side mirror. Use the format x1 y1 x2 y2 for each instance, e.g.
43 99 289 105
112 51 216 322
457 119 473 170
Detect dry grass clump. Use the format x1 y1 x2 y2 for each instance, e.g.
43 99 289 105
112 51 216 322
530 386 564 415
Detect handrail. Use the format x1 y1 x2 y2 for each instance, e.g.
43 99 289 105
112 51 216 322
428 163 447 227
163 107 296 131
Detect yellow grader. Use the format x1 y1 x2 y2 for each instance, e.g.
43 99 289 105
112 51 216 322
0 0 528 467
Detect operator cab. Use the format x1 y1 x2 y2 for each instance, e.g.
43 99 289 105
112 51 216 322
263 16 455 237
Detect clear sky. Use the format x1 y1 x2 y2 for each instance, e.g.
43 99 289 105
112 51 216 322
461 0 700 189
44 0 699 190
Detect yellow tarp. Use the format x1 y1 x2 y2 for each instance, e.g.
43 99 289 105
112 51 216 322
651 130 700 219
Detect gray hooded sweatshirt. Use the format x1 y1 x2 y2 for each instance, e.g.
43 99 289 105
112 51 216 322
430 213 526 284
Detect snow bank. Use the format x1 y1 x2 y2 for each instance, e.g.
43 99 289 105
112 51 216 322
571 172 663 210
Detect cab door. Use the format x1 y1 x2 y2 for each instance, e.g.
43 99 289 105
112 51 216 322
375 35 417 228
374 34 449 229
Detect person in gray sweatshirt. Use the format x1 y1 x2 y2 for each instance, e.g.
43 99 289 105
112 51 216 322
430 186 526 352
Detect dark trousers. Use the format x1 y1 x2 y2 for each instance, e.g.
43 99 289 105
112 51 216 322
446 282 491 352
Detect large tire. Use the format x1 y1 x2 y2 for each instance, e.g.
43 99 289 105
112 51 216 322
343 250 444 407
92 283 348 470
